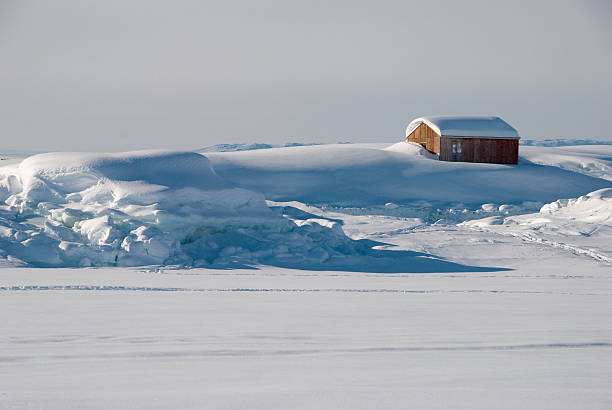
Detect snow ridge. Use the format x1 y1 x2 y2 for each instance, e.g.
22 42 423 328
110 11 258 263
1 143 610 268
0 151 372 267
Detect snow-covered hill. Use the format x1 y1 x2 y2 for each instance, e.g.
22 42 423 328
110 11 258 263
205 142 609 206
0 150 381 268
0 142 610 268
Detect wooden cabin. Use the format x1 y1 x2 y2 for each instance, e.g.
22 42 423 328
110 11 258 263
406 116 520 164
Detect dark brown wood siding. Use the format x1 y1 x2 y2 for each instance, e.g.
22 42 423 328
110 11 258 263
406 122 440 154
440 137 519 164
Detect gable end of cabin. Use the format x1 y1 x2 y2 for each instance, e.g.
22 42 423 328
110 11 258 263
406 122 441 154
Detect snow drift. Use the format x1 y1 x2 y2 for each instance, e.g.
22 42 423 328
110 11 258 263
205 142 610 207
461 188 612 263
520 145 612 181
1 143 609 269
0 151 371 267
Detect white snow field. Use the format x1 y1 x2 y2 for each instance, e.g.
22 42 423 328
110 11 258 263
1 142 611 409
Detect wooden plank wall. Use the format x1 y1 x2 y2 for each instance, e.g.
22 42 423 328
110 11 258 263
406 123 440 154
440 137 519 164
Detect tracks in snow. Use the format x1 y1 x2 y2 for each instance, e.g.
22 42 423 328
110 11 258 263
1 285 610 296
464 225 612 264
1 342 611 363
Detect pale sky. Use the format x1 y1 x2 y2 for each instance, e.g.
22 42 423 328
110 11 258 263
1 0 611 151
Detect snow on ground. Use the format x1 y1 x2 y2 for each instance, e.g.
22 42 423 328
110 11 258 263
0 150 398 270
1 142 611 409
461 188 612 263
198 142 325 152
520 145 612 181
2 143 608 269
520 138 612 147
205 143 609 207
1 253 611 409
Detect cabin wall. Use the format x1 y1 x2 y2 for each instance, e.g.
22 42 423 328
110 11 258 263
406 123 440 154
440 137 519 164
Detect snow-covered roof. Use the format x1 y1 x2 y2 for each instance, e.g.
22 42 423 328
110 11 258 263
406 116 520 139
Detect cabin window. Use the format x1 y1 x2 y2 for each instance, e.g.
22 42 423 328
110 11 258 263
452 141 462 154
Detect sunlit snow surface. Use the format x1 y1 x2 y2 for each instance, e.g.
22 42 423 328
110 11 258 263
1 142 611 409
2 143 607 269
0 150 387 269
